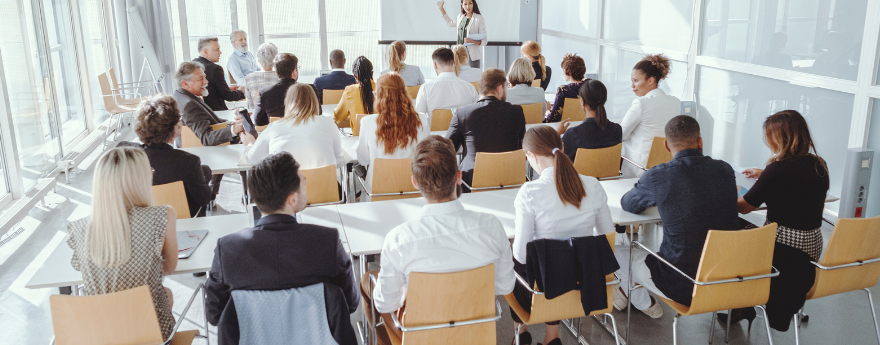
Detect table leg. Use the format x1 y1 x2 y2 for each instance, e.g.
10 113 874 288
346 162 354 204
626 227 634 344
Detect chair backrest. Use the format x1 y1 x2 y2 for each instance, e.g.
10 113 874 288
402 264 496 345
808 215 880 300
406 85 421 99
430 109 454 131
561 98 586 122
531 79 541 88
50 285 164 345
256 117 282 133
471 150 527 189
573 144 622 179
252 91 260 105
521 103 543 124
301 165 340 205
97 73 120 112
371 158 419 201
687 223 778 315
645 137 673 169
351 113 369 136
323 89 345 105
231 284 337 344
108 67 120 88
470 81 479 91
151 181 190 219
181 124 232 148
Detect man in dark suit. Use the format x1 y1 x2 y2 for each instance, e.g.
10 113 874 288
205 152 359 345
253 53 299 126
314 49 356 104
194 37 245 111
173 61 249 147
446 68 526 186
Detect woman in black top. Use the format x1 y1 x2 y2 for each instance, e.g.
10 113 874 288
521 41 552 91
557 79 622 162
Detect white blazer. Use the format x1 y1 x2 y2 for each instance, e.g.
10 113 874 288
442 13 488 61
620 88 681 178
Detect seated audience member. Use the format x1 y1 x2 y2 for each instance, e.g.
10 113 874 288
560 79 622 161
173 61 248 147
546 54 586 123
315 49 357 104
205 152 359 344
245 83 343 172
414 47 479 124
506 57 547 113
356 73 430 197
511 126 615 345
333 56 376 127
132 95 212 217
613 115 738 318
723 110 830 331
452 44 482 83
253 53 299 126
380 41 425 87
68 147 178 340
446 68 526 186
362 135 515 340
522 40 552 91
243 42 279 110
226 30 260 84
193 37 244 111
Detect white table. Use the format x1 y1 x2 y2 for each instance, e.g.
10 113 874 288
321 104 337 117
215 109 237 122
180 144 250 174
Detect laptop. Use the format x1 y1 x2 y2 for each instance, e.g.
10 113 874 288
177 230 208 259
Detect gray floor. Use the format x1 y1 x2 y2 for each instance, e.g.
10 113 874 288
1 124 879 344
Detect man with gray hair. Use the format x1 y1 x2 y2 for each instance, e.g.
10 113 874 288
173 61 248 147
243 42 280 109
194 36 245 111
227 30 260 84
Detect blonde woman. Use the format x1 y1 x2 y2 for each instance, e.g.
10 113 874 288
380 41 425 87
67 147 178 339
506 57 546 113
452 45 481 82
244 83 344 171
522 40 551 90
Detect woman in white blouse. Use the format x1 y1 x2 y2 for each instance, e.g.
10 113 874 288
357 73 430 198
379 40 425 87
437 0 487 68
244 83 344 174
510 126 615 345
620 54 681 178
452 45 482 83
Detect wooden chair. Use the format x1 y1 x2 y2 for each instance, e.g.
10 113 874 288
520 103 544 124
622 136 673 172
256 117 282 133
531 79 541 88
50 285 204 345
301 165 344 205
561 98 586 122
356 158 420 201
323 89 345 105
470 81 479 91
573 144 623 179
468 150 527 192
505 233 621 345
794 215 880 344
227 71 237 85
98 72 137 140
632 223 780 345
430 109 454 131
108 67 150 106
366 265 502 345
151 181 191 219
406 85 421 99
351 113 370 136
180 123 231 148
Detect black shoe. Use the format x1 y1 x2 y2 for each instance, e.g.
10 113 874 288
512 331 532 345
193 272 206 277
717 307 757 333
537 339 562 345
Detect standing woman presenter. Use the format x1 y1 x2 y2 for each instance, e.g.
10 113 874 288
437 0 487 69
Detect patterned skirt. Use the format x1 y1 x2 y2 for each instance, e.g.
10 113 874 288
774 223 823 262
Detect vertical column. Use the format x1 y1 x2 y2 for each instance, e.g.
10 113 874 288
318 0 329 72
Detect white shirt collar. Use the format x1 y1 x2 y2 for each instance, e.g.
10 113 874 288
419 199 465 217
331 68 346 72
233 49 249 57
436 71 460 79
645 88 665 97
537 166 555 181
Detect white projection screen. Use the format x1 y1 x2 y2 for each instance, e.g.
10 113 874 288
380 0 521 42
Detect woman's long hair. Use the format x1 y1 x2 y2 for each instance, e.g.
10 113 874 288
521 41 545 81
353 56 375 114
763 110 828 176
461 0 481 15
523 126 586 208
388 41 407 73
578 79 609 130
452 45 469 76
281 83 320 125
87 147 153 268
375 73 422 154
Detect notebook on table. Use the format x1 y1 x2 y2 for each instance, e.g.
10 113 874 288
178 230 208 259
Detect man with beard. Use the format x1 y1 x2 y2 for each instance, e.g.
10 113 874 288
194 37 245 111
227 30 261 84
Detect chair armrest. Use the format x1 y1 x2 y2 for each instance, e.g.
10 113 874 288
621 156 647 172
633 241 779 286
116 80 154 86
597 174 624 181
811 257 880 270
461 180 524 192
163 283 205 345
514 271 621 295
356 175 420 198
390 299 503 333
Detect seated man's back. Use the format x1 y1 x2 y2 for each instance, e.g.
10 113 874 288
414 47 479 123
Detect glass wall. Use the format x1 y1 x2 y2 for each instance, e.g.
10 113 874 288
79 0 112 126
326 0 379 74
169 0 251 82
262 0 321 76
603 0 694 51
541 0 600 38
539 35 598 92
866 99 880 217
42 0 88 146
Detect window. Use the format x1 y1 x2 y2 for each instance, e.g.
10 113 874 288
539 35 599 93
262 0 321 77
326 0 380 74
603 0 695 52
41 0 88 147
169 0 250 79
541 0 601 38
601 48 686 121
80 0 113 126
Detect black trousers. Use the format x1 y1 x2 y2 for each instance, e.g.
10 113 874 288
509 259 560 325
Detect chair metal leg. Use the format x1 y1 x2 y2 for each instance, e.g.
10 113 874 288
793 312 801 345
606 313 621 345
708 311 716 344
515 323 523 345
724 309 731 343
865 288 880 345
756 305 774 345
672 314 681 345
626 229 634 343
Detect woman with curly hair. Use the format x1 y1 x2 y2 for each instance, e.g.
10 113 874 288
620 53 681 177
545 53 587 123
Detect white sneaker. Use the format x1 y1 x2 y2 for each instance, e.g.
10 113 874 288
640 296 664 318
613 286 629 311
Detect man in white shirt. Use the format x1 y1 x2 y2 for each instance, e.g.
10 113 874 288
226 30 260 83
414 48 479 124
361 135 515 339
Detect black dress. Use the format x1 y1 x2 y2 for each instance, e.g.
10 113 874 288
532 61 552 91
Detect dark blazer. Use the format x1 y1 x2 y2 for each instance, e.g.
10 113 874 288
205 214 359 345
314 71 356 104
173 89 239 146
194 56 245 111
253 78 296 126
562 118 623 161
446 96 526 185
621 149 739 306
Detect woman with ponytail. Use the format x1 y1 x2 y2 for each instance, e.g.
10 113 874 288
333 56 376 127
452 44 481 82
510 126 615 345
558 79 622 161
521 41 551 90
380 41 425 87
